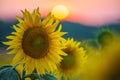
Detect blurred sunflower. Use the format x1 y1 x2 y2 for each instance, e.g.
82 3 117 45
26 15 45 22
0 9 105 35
97 29 115 48
99 37 120 80
55 38 86 80
83 37 120 80
3 8 67 75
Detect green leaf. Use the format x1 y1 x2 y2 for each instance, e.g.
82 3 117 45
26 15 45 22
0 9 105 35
41 73 57 80
0 64 21 80
24 73 41 80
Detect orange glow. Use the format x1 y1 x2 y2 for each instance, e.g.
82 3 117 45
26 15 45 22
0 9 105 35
0 0 120 25
52 5 69 20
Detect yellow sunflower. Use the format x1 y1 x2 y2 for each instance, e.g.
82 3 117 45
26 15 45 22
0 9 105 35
3 8 67 75
83 37 120 80
98 37 120 80
55 38 86 80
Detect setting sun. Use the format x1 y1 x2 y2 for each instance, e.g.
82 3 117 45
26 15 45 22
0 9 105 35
52 5 69 20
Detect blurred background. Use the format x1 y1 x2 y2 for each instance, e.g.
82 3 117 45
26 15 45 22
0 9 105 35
0 0 120 65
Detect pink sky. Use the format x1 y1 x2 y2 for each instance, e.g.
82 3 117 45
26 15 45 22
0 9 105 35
0 0 120 25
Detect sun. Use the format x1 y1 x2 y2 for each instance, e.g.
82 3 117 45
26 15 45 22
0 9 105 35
52 5 69 20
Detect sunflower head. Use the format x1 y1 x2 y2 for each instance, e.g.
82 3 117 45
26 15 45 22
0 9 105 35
97 29 115 48
55 38 87 80
3 8 67 75
83 37 120 80
99 37 120 80
22 27 50 59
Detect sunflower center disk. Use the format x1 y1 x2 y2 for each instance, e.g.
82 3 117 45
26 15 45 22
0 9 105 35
32 37 44 48
22 27 49 59
60 51 75 69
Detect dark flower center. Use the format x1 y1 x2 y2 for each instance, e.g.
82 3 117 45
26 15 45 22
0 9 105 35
60 48 75 69
22 27 49 59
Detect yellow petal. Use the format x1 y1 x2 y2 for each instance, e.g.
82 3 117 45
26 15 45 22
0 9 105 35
13 25 21 32
7 49 18 54
16 16 23 23
35 60 45 74
6 36 15 40
42 12 51 25
25 58 35 74
12 50 24 64
45 15 54 27
51 20 59 31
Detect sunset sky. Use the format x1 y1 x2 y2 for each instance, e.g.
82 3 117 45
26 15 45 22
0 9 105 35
0 0 120 25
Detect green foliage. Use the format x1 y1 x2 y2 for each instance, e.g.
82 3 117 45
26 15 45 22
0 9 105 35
0 64 57 80
41 73 57 80
23 72 56 80
0 65 21 80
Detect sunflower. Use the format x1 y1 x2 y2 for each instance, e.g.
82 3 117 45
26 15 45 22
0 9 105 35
55 38 86 80
97 29 115 48
3 8 67 75
98 37 120 80
83 37 120 80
